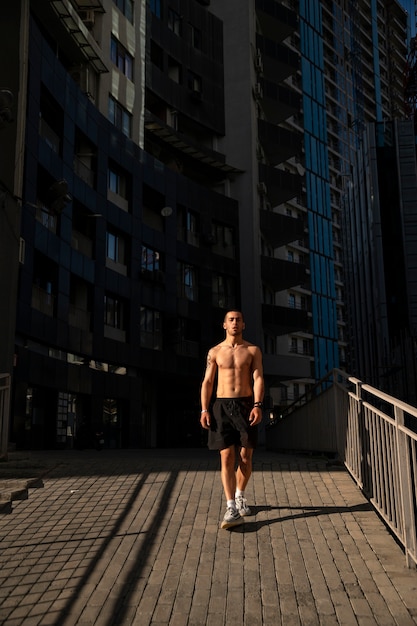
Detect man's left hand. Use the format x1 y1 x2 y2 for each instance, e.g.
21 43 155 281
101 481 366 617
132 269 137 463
249 407 262 426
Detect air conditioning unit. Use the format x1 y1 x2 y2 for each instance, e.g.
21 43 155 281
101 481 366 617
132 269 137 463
257 182 267 195
167 109 178 130
78 10 95 29
255 50 263 74
70 65 93 98
19 237 25 264
253 82 263 99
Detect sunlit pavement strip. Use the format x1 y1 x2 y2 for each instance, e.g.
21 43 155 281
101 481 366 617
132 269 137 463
1 448 417 625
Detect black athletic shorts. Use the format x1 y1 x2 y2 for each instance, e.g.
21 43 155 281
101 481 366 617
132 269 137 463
208 397 258 450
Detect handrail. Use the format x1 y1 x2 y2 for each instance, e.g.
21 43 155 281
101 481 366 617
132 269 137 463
267 368 417 567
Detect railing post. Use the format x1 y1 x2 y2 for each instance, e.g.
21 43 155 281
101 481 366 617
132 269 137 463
395 406 417 568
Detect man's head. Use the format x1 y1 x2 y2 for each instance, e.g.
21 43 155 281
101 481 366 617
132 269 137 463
223 310 245 336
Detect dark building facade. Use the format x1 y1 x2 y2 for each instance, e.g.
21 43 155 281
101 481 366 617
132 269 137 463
344 118 417 405
10 1 241 450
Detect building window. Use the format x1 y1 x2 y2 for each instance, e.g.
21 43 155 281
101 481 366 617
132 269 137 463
74 130 96 187
108 95 131 137
168 57 181 83
174 318 199 357
212 222 235 258
187 71 202 95
177 207 199 246
108 162 130 211
106 229 128 275
212 274 235 309
189 23 201 49
178 263 198 301
264 334 276 355
110 36 133 80
168 8 182 35
32 253 58 317
108 168 122 195
35 205 57 233
113 0 133 22
104 294 125 330
39 86 63 154
262 285 274 305
141 246 160 272
150 41 164 70
150 0 161 18
290 337 298 353
288 294 296 308
106 234 116 262
140 307 162 350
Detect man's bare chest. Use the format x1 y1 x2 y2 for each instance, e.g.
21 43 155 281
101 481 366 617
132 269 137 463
216 347 252 371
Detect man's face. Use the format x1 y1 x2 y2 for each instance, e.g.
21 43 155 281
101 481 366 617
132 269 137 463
223 312 245 336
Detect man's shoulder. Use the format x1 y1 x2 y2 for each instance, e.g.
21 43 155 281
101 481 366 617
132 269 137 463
208 342 225 354
244 340 261 352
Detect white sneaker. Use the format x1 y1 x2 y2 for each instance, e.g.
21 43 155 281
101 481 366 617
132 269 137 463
221 507 244 529
235 494 251 516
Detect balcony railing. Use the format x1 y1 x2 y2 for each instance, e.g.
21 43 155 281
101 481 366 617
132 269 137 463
32 286 55 317
68 305 91 331
72 230 93 257
267 368 417 568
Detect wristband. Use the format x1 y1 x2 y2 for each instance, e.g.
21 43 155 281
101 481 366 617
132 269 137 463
201 409 208 413
253 402 263 408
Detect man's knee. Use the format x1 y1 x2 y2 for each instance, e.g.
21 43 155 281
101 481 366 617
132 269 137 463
240 447 253 463
220 446 235 468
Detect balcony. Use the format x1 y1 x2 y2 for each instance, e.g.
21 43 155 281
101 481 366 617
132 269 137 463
255 1 298 43
260 210 304 248
258 119 302 166
262 303 309 335
259 163 302 207
257 81 301 125
261 256 307 291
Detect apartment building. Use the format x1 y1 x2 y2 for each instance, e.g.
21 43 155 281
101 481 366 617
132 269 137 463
207 0 407 411
3 0 242 449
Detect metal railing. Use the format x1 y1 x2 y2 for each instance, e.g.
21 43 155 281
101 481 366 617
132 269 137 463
267 368 417 567
0 373 11 459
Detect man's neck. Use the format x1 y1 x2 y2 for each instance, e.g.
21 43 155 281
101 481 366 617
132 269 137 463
225 336 243 347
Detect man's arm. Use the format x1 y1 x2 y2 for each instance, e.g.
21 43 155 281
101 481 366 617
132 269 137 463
200 349 217 429
249 347 264 425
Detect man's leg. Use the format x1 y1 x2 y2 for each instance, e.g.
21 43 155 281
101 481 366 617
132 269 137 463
220 445 236 500
219 446 243 529
235 447 253 516
236 446 253 491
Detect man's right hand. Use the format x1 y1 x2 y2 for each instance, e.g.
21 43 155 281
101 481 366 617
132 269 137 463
200 411 211 429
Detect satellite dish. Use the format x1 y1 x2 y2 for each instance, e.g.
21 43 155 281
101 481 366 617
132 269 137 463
47 179 72 214
161 206 173 217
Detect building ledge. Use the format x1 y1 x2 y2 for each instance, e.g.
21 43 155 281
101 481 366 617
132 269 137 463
144 113 242 175
49 0 108 73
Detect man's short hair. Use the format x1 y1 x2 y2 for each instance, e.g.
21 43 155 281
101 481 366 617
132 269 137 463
223 310 244 322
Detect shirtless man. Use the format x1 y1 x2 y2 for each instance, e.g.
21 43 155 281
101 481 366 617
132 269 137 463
200 310 264 529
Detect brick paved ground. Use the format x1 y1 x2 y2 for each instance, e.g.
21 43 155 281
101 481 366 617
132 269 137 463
0 447 417 626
